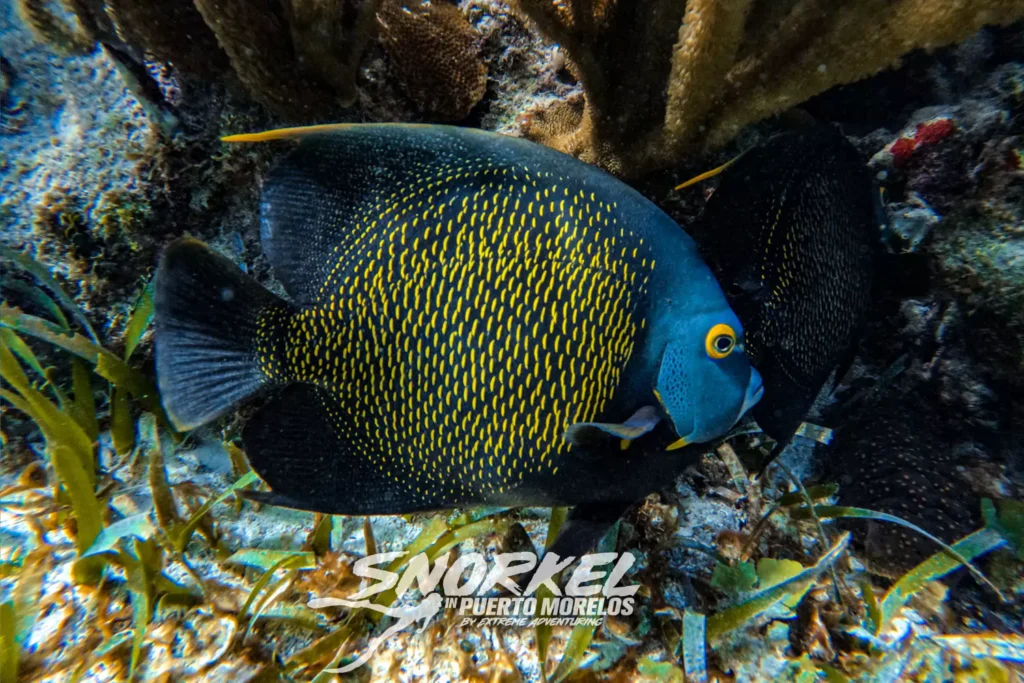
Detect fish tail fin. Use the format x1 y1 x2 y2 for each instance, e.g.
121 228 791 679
155 237 294 431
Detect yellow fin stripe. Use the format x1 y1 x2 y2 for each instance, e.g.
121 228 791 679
673 154 742 191
221 122 439 143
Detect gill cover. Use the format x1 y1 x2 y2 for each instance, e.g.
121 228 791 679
656 317 763 447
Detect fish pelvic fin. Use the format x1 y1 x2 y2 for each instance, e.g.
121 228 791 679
155 238 294 431
563 406 662 447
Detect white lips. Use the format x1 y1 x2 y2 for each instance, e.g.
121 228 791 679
740 368 765 416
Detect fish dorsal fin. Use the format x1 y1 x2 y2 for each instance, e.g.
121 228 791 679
229 123 618 306
563 405 661 447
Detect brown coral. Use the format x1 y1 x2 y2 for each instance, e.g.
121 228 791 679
515 0 1024 175
192 0 337 119
377 0 487 121
287 0 380 106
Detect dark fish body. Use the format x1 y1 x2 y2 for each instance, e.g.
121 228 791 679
825 391 978 577
697 127 880 440
156 124 761 516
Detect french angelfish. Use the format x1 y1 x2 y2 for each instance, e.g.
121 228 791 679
695 127 880 442
155 124 763 546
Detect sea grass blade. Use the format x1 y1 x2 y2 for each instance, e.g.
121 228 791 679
0 246 98 341
170 471 260 552
309 515 333 556
681 611 708 683
70 359 99 442
42 366 73 414
110 387 136 456
0 601 16 683
549 619 599 683
548 515 619 682
2 279 71 329
363 517 377 557
777 484 839 508
143 417 182 536
81 514 156 558
791 505 1001 598
0 341 95 478
370 515 503 617
54 444 106 584
706 532 850 644
245 573 304 640
929 632 1024 663
755 558 806 609
0 327 47 379
226 549 316 572
254 603 327 631
877 528 1005 633
123 280 154 361
424 516 508 563
237 555 312 621
120 538 160 681
2 326 94 437
858 576 883 634
0 304 162 417
537 506 568 679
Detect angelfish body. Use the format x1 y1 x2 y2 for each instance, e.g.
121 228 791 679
696 127 880 441
155 124 762 514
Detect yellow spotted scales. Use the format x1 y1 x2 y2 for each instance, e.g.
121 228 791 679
254 160 655 505
155 124 758 517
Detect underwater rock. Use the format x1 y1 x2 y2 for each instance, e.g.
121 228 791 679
467 0 576 134
103 0 229 77
0 1 158 296
886 193 942 254
931 203 1024 337
287 0 379 107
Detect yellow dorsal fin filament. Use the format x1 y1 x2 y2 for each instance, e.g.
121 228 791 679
673 156 739 191
221 123 358 143
221 122 437 143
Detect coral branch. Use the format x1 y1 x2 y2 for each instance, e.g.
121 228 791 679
662 0 752 156
515 0 1024 175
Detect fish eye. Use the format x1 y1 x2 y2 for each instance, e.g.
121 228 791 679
705 323 736 359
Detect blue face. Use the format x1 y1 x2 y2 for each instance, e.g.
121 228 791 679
656 309 763 445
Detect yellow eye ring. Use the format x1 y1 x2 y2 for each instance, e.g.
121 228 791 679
706 323 737 359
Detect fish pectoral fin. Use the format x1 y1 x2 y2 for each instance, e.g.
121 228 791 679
666 436 689 451
563 405 661 448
